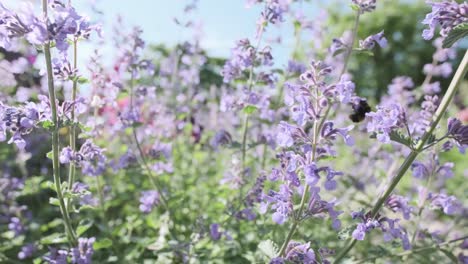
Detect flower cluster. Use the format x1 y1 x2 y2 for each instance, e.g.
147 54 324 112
59 140 107 176
422 0 468 40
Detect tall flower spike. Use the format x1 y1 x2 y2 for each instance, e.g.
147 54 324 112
422 1 468 40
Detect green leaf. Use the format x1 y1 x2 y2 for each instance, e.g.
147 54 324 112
353 48 375 56
49 197 60 206
40 120 54 129
46 151 53 160
76 220 93 237
76 76 89 84
338 224 357 240
350 3 360 11
93 238 113 250
40 233 67 244
389 131 413 148
439 248 458 263
258 240 279 259
243 105 258 115
442 23 468 48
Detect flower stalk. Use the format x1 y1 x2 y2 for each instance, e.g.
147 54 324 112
334 49 468 263
278 9 362 257
42 0 77 245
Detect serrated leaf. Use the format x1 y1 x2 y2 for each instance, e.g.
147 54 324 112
389 131 413 148
93 238 113 250
439 248 458 263
442 23 468 48
243 105 258 115
258 240 279 259
338 224 357 240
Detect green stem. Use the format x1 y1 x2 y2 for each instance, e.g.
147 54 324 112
355 235 468 263
339 12 360 77
67 40 78 210
42 0 77 245
334 49 468 263
411 163 435 245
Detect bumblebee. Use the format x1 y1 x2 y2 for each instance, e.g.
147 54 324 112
349 99 371 123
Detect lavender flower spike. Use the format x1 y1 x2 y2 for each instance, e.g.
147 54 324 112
422 1 468 40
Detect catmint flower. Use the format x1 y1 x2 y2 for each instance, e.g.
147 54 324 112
210 129 232 149
261 184 293 224
287 60 306 74
18 243 35 259
413 95 438 136
352 0 377 13
0 103 40 149
429 193 461 215
8 217 24 236
386 195 413 220
366 103 407 143
447 118 468 146
139 190 160 214
380 219 411 250
210 223 221 241
0 3 47 48
44 248 68 264
422 1 468 40
71 237 95 264
359 31 388 50
284 241 316 264
423 61 452 77
276 121 307 147
307 187 342 229
333 74 355 104
352 219 380 240
385 76 415 106
422 82 441 94
321 121 355 146
222 39 255 83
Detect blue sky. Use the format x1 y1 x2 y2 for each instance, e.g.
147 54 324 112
4 0 324 67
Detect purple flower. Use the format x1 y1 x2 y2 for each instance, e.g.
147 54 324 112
44 248 69 264
359 31 388 50
210 223 221 241
276 122 306 147
334 74 355 104
222 39 255 83
423 62 452 77
422 1 468 40
321 121 355 146
210 130 232 149
8 217 24 236
386 195 413 220
139 190 160 214
413 95 438 136
284 241 316 264
429 193 461 215
352 223 367 240
71 237 95 264
261 184 293 224
366 103 407 143
352 0 377 13
18 243 35 259
447 118 468 146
